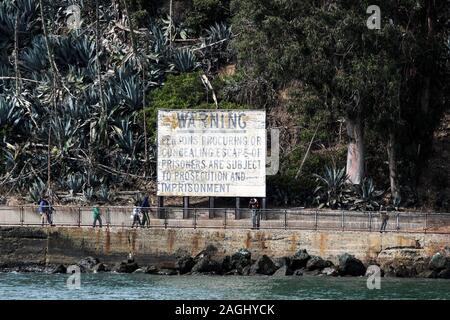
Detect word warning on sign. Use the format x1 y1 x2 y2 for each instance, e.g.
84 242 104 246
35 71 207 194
157 109 266 197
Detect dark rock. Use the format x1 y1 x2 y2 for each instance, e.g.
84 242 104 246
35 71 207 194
194 244 219 261
429 252 450 271
157 269 177 275
133 268 147 274
92 263 107 273
176 255 196 275
249 255 278 275
437 269 450 279
338 253 366 276
291 249 311 270
293 269 303 276
306 256 329 271
377 248 429 277
77 257 100 272
224 269 240 276
51 264 67 274
241 265 251 276
221 256 232 272
231 249 252 270
191 256 222 274
273 265 294 276
303 269 321 276
113 261 139 273
145 265 159 274
417 270 438 278
322 267 339 276
274 257 291 269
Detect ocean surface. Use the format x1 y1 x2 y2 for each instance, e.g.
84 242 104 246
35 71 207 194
1 272 449 300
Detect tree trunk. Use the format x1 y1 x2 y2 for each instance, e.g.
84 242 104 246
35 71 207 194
345 116 365 184
387 131 401 203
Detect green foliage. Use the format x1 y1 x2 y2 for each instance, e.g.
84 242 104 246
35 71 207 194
185 0 231 35
144 71 248 139
313 166 349 209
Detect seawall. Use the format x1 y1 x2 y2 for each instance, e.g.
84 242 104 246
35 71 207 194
1 226 449 268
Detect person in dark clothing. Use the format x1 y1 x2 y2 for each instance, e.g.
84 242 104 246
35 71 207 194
249 198 260 229
380 211 389 233
38 198 54 226
140 196 150 228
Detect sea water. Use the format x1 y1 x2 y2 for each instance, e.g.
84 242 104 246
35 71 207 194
0 273 449 300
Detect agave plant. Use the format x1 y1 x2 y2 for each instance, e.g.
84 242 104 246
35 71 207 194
313 166 350 209
171 48 200 73
205 22 232 45
97 184 114 202
65 173 84 194
81 186 94 203
349 178 384 211
27 178 46 203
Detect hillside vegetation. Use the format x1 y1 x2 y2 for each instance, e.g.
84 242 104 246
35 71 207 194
0 0 448 210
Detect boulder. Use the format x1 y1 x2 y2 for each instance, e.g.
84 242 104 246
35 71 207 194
133 268 147 274
437 269 450 279
293 269 304 276
113 261 139 273
303 269 321 276
306 256 329 271
273 265 294 276
50 264 67 274
194 244 219 261
417 270 438 278
191 256 222 274
231 249 252 271
221 256 233 272
176 255 196 275
132 266 161 274
249 255 278 275
77 257 100 272
321 267 339 277
377 248 429 277
92 263 108 273
274 257 291 269
290 249 311 270
157 269 177 275
338 253 366 276
429 252 450 271
241 265 251 276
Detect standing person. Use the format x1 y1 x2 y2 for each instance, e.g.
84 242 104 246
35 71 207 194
92 205 102 228
38 198 48 226
140 196 150 228
249 198 260 229
45 200 55 226
131 203 141 228
380 210 389 233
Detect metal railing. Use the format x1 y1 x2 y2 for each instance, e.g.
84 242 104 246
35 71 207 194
0 205 449 234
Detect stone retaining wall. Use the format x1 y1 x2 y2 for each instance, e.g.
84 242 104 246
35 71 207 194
0 226 448 269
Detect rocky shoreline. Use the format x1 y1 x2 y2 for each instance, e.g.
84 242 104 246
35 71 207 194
2 245 450 279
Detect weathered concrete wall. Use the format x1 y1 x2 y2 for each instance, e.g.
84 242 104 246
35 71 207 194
1 226 449 268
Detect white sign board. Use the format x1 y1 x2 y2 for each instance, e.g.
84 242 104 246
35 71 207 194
157 110 266 197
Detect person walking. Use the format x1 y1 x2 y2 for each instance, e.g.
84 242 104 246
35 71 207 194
131 203 141 228
140 196 150 228
380 210 389 233
249 198 260 229
92 205 102 228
